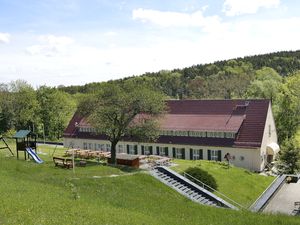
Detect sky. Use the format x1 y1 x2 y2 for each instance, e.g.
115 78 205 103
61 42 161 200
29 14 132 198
1 0 300 87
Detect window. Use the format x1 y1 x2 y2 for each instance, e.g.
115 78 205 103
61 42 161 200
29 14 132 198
88 143 92 150
225 132 235 138
99 144 105 151
192 149 202 160
214 132 224 138
106 144 111 152
208 150 221 161
118 145 125 153
83 142 87 150
128 145 135 154
159 147 167 156
144 146 151 155
268 125 271 137
174 148 184 159
207 132 214 138
211 150 218 160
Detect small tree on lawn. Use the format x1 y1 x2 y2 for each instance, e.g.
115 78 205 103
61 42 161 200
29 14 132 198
78 82 166 165
277 139 300 174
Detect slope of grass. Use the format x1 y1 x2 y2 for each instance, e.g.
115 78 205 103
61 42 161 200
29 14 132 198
0 143 298 225
171 159 275 207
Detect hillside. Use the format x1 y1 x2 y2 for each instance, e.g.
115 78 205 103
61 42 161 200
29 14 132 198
58 50 300 96
1 49 300 146
0 144 299 225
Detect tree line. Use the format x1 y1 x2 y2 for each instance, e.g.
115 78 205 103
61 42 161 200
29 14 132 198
0 80 76 140
1 50 300 147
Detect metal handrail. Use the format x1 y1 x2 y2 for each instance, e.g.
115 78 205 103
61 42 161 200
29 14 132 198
183 172 246 209
249 174 284 210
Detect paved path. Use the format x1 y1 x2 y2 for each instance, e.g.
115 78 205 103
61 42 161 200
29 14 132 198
263 182 300 215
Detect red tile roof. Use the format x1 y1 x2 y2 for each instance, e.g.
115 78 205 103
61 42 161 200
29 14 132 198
160 114 245 132
64 99 270 149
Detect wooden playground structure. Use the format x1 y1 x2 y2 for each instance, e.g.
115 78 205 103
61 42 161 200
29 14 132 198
12 130 37 160
0 136 14 156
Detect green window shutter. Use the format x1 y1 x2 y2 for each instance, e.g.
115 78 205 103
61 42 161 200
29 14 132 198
156 146 159 155
165 147 169 156
218 150 222 161
181 148 185 159
208 150 211 160
172 148 176 158
200 149 203 159
190 149 193 160
134 145 138 155
149 146 153 155
127 145 130 154
141 146 144 155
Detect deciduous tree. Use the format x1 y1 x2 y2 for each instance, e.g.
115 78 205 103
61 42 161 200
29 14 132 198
78 82 165 164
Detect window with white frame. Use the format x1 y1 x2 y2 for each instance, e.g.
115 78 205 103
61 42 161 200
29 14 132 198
128 145 135 154
207 132 214 137
214 132 224 138
175 148 183 159
88 143 92 150
106 144 111 152
159 147 167 156
192 149 202 160
211 150 218 161
83 142 87 150
118 144 125 153
144 146 151 155
99 144 105 151
225 132 235 138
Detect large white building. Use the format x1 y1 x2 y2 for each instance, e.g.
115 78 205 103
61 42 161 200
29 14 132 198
63 99 279 171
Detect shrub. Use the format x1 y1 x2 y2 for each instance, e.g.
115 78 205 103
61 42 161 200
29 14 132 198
184 167 218 191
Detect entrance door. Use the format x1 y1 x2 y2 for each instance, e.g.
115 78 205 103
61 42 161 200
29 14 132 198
267 154 273 163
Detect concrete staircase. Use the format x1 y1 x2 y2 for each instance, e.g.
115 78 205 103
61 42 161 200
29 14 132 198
150 166 237 210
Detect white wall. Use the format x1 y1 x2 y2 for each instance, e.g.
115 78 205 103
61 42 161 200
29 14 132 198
260 102 279 170
64 137 261 171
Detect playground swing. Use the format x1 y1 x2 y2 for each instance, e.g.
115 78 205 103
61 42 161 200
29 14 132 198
0 136 14 156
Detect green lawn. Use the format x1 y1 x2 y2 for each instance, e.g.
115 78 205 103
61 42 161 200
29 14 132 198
0 142 298 225
171 159 275 207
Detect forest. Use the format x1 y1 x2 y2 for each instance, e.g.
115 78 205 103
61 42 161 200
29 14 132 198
0 50 300 146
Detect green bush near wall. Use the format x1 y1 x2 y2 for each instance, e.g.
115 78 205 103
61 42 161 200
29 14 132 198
184 166 218 191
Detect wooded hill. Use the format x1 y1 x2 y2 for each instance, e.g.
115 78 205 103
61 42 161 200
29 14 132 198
1 50 300 144
58 50 300 99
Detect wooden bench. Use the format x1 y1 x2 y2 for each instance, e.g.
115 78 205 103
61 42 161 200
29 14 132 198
53 157 73 169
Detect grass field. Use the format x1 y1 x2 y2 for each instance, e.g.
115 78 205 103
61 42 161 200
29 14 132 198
171 159 275 207
0 141 299 225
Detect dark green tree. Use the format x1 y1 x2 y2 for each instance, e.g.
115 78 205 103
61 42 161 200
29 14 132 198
0 83 15 133
277 139 300 174
276 72 300 143
37 86 76 140
245 67 282 102
10 80 40 131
